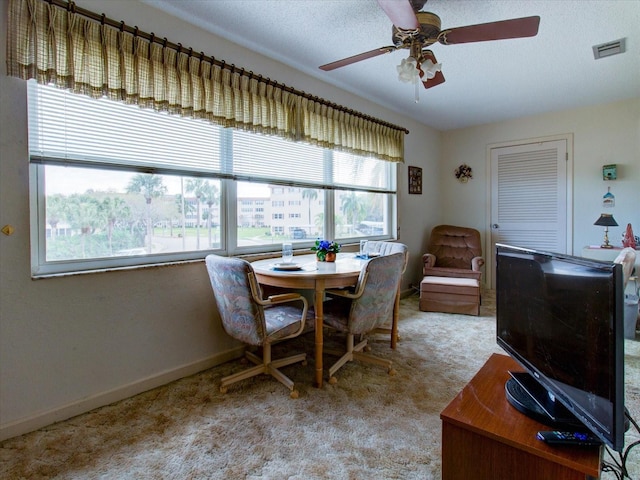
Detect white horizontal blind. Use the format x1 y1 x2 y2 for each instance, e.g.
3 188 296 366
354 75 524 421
333 151 392 191
28 82 222 175
232 129 326 185
28 81 395 193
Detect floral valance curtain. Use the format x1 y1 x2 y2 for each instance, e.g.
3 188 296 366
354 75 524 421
6 0 406 162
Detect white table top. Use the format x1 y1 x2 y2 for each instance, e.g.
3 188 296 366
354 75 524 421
251 253 368 279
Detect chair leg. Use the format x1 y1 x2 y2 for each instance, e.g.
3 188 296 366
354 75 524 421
370 287 402 348
270 352 307 369
220 363 267 392
328 351 354 379
267 350 307 399
268 365 295 391
327 334 355 381
326 334 396 383
370 326 401 345
219 345 306 398
353 351 394 371
245 350 263 366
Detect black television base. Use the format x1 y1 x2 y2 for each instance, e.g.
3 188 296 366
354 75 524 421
505 372 584 429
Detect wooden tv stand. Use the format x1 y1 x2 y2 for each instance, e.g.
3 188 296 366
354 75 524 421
440 354 602 480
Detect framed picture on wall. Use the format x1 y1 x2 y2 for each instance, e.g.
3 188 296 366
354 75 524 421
408 166 422 194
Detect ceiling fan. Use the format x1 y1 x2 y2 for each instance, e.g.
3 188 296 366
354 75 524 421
319 0 540 90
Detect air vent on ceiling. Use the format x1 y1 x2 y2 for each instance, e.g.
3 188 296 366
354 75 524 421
592 38 626 60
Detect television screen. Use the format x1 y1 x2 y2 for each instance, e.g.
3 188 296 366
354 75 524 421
496 244 625 452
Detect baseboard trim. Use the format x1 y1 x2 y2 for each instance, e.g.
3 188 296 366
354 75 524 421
0 347 244 442
400 287 417 298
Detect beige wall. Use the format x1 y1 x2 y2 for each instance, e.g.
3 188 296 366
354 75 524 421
441 98 640 285
0 0 440 440
2 0 638 441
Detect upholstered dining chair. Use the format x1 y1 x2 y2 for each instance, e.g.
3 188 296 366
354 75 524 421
360 241 408 347
205 254 309 398
320 252 405 384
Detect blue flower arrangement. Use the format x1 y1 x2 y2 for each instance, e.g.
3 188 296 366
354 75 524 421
311 239 341 261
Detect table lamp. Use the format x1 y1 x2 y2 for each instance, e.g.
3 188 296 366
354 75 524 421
594 213 618 248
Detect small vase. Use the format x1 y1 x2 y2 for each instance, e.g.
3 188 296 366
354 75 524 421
316 252 336 262
317 259 336 271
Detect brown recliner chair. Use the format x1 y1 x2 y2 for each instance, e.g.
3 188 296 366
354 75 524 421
420 225 484 315
422 225 484 279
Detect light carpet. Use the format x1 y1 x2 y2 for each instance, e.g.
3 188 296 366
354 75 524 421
1 291 639 479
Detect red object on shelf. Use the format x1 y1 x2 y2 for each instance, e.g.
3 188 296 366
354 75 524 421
622 223 636 249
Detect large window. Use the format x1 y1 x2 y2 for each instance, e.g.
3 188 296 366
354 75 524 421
28 82 397 276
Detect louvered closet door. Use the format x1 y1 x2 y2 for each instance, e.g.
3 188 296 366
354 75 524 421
490 139 568 256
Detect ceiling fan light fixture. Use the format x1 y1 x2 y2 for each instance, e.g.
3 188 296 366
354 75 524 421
397 56 419 83
422 58 442 79
322 2 540 99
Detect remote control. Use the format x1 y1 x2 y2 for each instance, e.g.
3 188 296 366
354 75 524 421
536 431 602 446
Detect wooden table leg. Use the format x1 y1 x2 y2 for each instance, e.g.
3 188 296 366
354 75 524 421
391 287 400 349
314 280 325 388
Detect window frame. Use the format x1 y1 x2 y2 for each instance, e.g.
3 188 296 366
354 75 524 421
27 83 398 277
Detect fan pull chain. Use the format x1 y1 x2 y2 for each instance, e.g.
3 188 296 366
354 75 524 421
415 64 425 103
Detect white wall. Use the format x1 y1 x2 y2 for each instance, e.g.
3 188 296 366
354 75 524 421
441 99 640 283
0 0 440 440
4 0 637 442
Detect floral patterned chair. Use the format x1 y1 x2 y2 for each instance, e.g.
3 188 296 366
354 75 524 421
205 254 309 398
320 252 405 384
360 241 408 348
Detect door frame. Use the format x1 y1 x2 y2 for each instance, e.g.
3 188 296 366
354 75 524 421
484 133 574 289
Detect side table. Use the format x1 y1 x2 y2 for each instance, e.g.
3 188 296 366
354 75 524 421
440 353 602 480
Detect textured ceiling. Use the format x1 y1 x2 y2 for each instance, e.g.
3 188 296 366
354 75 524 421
142 0 640 131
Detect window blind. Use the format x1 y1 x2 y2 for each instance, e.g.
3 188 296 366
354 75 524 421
28 82 222 175
28 82 395 194
10 0 406 162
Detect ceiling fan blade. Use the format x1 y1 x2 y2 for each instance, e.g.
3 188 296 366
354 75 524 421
319 46 398 71
377 0 420 30
421 50 445 89
438 16 540 45
409 0 428 12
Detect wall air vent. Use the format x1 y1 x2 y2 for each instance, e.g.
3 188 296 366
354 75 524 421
592 38 626 59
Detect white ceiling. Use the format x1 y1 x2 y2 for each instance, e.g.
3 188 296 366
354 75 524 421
143 0 640 131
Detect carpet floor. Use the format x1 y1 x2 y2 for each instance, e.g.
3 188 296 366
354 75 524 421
1 291 639 479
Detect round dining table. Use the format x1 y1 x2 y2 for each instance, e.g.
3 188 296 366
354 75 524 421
251 253 367 388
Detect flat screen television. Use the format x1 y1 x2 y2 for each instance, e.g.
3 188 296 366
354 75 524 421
496 243 626 452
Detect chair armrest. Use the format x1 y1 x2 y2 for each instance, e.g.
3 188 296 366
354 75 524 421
325 286 356 298
263 292 309 340
471 256 485 271
246 273 309 337
325 271 369 300
248 271 307 308
325 288 357 299
263 292 308 313
422 253 436 274
267 292 304 303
